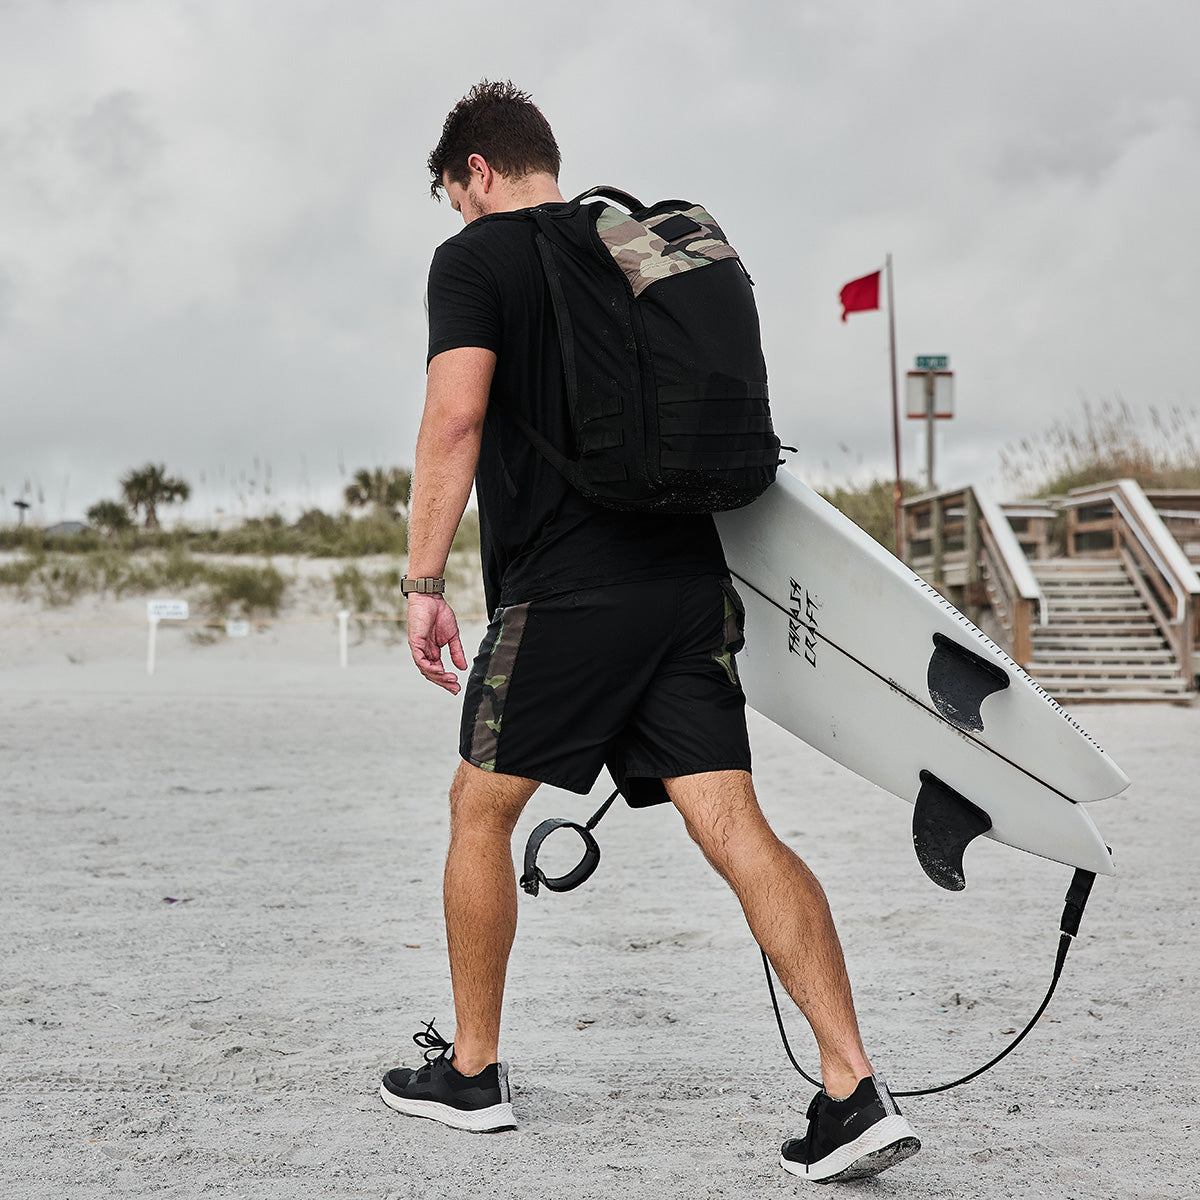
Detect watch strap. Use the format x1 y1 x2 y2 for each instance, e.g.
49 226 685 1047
401 576 446 596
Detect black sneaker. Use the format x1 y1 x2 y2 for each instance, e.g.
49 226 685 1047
780 1075 920 1183
379 1021 515 1133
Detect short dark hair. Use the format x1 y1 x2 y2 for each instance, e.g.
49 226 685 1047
427 79 560 199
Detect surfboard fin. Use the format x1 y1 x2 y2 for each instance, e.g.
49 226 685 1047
913 771 994 891
927 633 1010 732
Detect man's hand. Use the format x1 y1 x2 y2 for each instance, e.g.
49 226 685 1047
407 593 468 694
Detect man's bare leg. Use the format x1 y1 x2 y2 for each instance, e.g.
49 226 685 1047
443 760 540 1075
664 768 871 1099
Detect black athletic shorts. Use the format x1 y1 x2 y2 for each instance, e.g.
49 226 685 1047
459 574 751 797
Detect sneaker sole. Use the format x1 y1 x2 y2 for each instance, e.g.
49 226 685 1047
780 1115 920 1183
378 1083 515 1133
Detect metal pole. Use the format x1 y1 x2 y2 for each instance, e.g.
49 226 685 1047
925 370 936 491
886 254 904 558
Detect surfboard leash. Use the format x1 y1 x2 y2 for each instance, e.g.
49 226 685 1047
519 801 1101 1097
760 867 1098 1097
519 789 621 897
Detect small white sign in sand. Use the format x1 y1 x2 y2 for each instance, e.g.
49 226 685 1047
225 620 250 638
146 599 189 674
147 599 189 622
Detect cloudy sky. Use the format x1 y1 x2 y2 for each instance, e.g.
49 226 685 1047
3 0 1198 525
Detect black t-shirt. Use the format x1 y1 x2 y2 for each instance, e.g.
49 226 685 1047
426 206 726 615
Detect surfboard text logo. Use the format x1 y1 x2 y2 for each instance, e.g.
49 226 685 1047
788 578 820 667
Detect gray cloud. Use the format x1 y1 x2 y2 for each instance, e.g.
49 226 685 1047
2 0 1199 525
71 90 162 181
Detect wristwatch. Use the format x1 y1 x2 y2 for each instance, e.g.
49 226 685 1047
400 575 446 596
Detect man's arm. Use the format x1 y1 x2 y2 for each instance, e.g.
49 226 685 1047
406 345 496 694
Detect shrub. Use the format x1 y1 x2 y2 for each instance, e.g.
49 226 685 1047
0 557 40 592
819 478 917 554
201 564 288 618
39 559 88 606
332 565 374 614
86 499 133 534
338 512 408 557
332 564 405 615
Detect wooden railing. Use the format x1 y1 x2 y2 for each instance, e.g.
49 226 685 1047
903 486 1044 665
1144 490 1200 564
1061 480 1200 684
1000 502 1058 560
904 486 969 588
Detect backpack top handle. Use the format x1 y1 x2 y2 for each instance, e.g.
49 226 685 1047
575 186 645 213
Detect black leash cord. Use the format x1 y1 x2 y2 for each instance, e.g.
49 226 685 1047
522 794 1101 1099
762 867 1097 1097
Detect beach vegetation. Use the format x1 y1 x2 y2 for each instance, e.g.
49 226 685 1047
343 467 412 520
85 499 133 535
331 565 408 635
201 562 288 618
0 550 286 612
332 564 375 615
1000 397 1200 497
120 463 192 529
0 508 420 557
0 556 41 590
819 477 918 554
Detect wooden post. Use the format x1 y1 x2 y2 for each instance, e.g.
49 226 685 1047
964 488 981 622
1180 599 1195 688
931 493 945 585
1013 596 1033 667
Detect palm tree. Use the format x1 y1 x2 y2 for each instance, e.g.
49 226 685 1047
86 498 133 535
343 467 411 520
120 463 191 529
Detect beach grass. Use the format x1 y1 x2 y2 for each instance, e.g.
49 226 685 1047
1000 396 1200 497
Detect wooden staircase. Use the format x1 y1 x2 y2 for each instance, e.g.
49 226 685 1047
1028 559 1192 701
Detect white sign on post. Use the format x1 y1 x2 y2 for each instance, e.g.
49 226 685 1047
147 599 190 622
905 365 956 492
904 371 955 419
146 599 189 675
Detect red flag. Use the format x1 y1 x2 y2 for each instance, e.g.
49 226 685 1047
839 270 881 322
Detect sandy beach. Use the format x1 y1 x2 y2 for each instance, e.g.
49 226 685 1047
2 590 1196 1199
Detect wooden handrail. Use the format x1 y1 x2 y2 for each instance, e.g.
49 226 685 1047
1061 480 1200 684
903 478 1198 687
903 486 1043 666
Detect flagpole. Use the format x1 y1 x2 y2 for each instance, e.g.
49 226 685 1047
886 253 904 558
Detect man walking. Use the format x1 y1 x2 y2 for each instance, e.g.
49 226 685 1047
380 79 920 1183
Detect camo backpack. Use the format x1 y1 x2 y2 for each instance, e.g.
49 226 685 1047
501 186 781 513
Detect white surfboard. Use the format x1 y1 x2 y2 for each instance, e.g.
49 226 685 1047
715 471 1127 889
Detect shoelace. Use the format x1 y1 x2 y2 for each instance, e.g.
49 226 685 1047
413 1018 454 1065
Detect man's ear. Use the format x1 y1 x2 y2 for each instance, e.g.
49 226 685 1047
466 152 494 193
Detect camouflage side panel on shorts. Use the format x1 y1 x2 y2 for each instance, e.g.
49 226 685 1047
712 579 746 688
595 204 741 298
467 602 530 773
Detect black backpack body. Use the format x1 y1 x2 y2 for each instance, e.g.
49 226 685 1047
502 186 780 513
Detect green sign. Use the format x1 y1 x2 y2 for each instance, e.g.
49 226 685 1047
915 355 948 370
